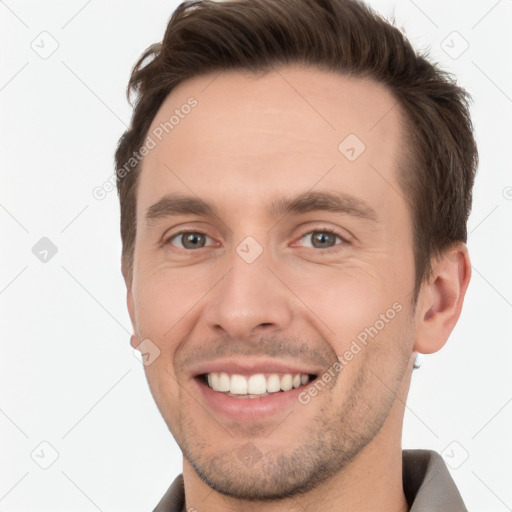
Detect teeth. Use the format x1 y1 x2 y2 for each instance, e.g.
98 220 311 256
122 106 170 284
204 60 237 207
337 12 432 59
218 372 230 392
205 372 312 395
248 374 267 394
267 374 281 393
230 374 248 394
280 374 293 391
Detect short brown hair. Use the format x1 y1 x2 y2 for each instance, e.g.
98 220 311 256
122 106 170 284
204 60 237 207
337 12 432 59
115 0 478 298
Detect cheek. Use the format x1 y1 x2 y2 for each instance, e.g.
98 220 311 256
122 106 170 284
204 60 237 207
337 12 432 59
289 263 394 318
281 261 411 353
142 363 184 442
132 266 205 339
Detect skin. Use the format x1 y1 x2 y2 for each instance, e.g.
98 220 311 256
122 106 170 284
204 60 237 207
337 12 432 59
124 65 471 512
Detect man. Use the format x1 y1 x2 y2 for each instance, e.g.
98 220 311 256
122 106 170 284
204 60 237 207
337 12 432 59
115 0 478 510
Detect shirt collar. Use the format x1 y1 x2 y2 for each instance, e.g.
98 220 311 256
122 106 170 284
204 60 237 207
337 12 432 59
403 449 467 511
153 449 467 511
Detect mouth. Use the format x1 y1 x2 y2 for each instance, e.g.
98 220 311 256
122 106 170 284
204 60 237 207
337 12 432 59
197 371 318 398
190 359 323 421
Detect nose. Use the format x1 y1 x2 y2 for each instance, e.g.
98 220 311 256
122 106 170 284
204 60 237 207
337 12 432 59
202 247 293 339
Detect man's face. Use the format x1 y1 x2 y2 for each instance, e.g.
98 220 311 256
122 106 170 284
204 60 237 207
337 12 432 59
127 66 418 499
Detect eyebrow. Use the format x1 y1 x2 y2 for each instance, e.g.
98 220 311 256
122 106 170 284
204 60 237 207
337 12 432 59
144 191 378 224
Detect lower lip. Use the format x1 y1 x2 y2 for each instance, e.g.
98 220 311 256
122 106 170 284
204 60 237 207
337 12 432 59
194 377 314 422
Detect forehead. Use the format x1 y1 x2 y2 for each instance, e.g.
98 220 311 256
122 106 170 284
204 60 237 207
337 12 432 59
137 65 407 224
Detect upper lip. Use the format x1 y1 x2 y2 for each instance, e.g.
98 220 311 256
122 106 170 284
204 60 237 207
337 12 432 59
189 358 322 378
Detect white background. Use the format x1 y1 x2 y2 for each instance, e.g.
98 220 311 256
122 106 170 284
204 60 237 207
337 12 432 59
1 0 511 510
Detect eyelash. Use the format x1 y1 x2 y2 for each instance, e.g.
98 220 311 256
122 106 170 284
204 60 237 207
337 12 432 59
164 227 349 252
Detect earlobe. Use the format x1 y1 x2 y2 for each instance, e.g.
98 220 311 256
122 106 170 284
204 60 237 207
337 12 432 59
413 243 471 354
130 333 140 349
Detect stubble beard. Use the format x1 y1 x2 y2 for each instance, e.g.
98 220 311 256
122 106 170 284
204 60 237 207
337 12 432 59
176 352 410 501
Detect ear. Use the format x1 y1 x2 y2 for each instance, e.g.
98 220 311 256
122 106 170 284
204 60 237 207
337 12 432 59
413 243 471 354
122 256 140 350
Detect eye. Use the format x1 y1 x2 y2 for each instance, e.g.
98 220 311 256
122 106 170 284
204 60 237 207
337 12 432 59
167 231 215 250
299 229 345 250
165 229 346 251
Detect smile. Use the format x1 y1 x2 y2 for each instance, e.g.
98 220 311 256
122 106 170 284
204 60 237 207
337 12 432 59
200 372 317 398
